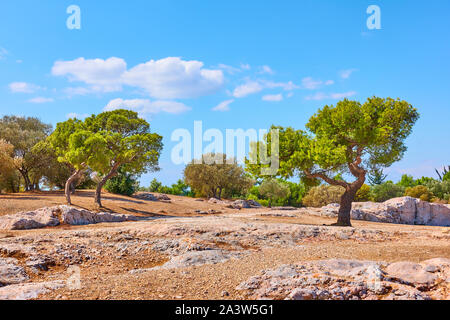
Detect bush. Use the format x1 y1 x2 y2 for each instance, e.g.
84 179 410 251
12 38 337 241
355 184 371 202
302 185 345 208
104 169 138 196
404 185 434 202
258 199 269 207
370 182 405 202
259 179 290 207
424 180 450 202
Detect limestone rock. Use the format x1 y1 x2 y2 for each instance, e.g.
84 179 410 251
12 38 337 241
0 206 140 230
237 258 450 300
0 280 65 300
0 258 29 286
0 207 60 230
320 197 450 227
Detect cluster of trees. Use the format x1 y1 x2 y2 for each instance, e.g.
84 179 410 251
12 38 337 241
0 116 73 193
1 96 431 227
140 178 194 197
0 110 163 208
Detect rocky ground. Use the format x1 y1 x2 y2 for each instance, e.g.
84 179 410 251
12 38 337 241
0 191 449 300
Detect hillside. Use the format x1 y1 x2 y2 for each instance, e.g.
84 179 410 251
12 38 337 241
0 191 449 300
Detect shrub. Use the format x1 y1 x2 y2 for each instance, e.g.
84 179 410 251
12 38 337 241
404 185 434 202
355 184 371 202
259 179 291 207
423 180 450 202
397 174 417 188
370 182 405 202
104 168 138 196
258 199 269 207
302 185 345 208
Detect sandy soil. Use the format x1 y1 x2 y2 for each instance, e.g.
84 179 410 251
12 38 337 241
0 191 449 300
0 190 262 217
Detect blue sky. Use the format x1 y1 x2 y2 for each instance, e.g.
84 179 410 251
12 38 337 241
1 0 449 186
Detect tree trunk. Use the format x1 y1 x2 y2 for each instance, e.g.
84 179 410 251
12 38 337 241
94 164 120 208
19 170 30 191
336 190 354 226
65 169 83 205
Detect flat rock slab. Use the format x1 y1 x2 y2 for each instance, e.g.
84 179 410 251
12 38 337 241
321 197 450 227
0 205 140 230
0 258 29 286
237 258 450 300
0 281 65 300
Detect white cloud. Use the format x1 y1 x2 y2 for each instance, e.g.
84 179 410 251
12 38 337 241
305 91 357 101
305 92 328 101
27 97 54 104
263 80 299 91
301 77 333 90
262 94 283 102
122 57 224 99
104 98 190 115
52 57 127 93
217 64 241 74
66 112 89 119
240 63 251 70
340 69 358 79
232 79 298 98
9 82 41 93
258 65 274 75
212 99 234 112
330 91 357 99
0 47 8 59
232 81 263 98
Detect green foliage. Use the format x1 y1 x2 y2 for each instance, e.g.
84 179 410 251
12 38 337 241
104 167 139 196
302 185 345 208
148 178 163 192
143 178 194 197
84 109 163 177
246 97 419 225
435 166 450 181
404 185 434 202
367 167 387 185
0 116 52 190
259 179 291 207
184 153 253 199
370 182 405 202
423 180 450 202
0 139 18 193
397 174 417 188
355 184 371 202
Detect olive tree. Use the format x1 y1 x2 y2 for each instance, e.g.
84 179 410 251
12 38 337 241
247 97 419 226
0 116 52 191
259 179 290 207
184 153 253 199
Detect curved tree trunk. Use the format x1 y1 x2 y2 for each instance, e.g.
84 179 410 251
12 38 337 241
65 169 83 205
94 164 120 208
336 189 357 226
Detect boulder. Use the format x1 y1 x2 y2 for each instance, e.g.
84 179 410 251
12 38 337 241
0 207 60 230
320 197 450 227
59 205 137 225
0 206 140 230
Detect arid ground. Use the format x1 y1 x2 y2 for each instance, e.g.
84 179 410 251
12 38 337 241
0 191 449 300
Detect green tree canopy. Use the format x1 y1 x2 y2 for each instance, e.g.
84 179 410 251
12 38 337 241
0 116 52 191
184 153 253 199
247 97 419 226
259 179 291 207
84 109 163 207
